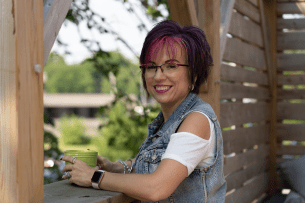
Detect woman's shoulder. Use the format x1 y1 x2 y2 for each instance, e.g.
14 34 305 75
187 95 216 120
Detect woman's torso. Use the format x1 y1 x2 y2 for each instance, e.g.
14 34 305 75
133 93 227 203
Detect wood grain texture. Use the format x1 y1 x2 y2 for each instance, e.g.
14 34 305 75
277 32 305 50
223 37 266 70
226 157 269 192
277 145 305 155
277 2 305 14
277 102 305 120
224 144 269 176
260 0 279 196
277 53 305 71
220 82 270 100
228 11 263 47
277 89 305 99
278 74 305 85
220 63 269 85
247 0 259 7
220 0 235 61
277 124 305 141
43 0 73 65
15 0 44 202
234 0 261 23
0 0 17 201
220 102 270 128
168 0 199 27
277 18 305 30
223 124 270 154
225 172 269 203
197 0 221 119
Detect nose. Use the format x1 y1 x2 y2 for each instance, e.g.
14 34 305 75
154 66 166 79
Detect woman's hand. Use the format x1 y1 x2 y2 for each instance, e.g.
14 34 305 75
61 156 96 187
96 155 114 172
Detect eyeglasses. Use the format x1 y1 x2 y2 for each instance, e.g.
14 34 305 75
140 62 188 77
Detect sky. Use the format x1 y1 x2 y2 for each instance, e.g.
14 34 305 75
51 0 168 65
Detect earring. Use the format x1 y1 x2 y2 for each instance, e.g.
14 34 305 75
189 84 194 91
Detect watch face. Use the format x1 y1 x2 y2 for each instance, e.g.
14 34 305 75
91 171 103 183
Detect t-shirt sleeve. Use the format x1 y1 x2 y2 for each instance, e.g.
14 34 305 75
161 132 211 176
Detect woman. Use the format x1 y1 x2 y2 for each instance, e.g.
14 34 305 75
61 20 226 202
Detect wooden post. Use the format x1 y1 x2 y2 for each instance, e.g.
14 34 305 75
196 0 221 119
259 0 278 196
0 0 44 202
168 0 221 119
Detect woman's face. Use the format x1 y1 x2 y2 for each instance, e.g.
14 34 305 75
145 44 191 107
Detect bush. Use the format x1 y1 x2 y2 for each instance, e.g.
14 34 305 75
59 114 90 145
94 96 160 162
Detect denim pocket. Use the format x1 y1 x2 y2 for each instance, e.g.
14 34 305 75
143 148 166 174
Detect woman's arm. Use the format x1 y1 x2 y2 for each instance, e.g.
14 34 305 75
98 159 188 202
99 112 210 201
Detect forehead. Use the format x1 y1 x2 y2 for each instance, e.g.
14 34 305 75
149 43 187 63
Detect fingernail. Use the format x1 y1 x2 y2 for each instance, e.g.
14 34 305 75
60 158 62 160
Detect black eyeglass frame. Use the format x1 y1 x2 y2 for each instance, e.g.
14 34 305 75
139 63 189 72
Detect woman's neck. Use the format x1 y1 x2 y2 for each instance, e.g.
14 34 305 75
160 93 189 122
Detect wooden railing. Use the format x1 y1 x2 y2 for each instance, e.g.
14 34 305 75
44 180 140 203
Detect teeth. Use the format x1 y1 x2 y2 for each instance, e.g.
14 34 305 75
156 86 170 91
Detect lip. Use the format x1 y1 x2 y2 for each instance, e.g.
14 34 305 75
154 85 172 93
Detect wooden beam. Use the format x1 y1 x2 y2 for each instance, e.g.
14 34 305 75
225 173 269 203
220 63 269 85
260 0 278 196
168 0 199 27
43 0 73 65
277 53 305 71
220 0 235 61
224 144 269 176
223 124 270 154
277 2 305 14
277 32 305 50
197 0 221 118
228 11 264 47
234 0 261 23
223 37 267 70
0 0 44 202
0 0 17 202
277 18 305 29
220 102 270 128
220 82 270 100
169 0 221 118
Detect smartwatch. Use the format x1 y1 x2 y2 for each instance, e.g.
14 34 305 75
91 170 105 189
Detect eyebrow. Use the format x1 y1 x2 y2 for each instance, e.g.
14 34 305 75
149 59 180 64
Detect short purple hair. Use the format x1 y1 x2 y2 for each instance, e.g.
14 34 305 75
140 20 213 95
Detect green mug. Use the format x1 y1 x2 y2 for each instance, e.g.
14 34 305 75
64 149 97 167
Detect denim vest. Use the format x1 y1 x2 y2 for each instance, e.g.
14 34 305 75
134 93 227 203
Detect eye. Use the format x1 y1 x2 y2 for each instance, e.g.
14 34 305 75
167 63 178 68
147 65 156 69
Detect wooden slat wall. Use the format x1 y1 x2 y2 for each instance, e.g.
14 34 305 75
276 1 305 166
221 0 271 201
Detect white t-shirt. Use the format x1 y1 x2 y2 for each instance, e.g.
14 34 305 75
161 112 216 176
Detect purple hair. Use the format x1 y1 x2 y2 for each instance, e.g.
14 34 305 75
140 20 213 95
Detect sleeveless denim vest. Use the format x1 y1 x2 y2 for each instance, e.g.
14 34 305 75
134 93 227 203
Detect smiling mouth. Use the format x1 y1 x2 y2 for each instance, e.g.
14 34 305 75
154 86 172 93
155 86 171 91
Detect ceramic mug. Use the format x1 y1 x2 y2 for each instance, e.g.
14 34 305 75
64 149 97 167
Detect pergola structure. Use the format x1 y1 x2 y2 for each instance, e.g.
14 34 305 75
1 0 305 202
